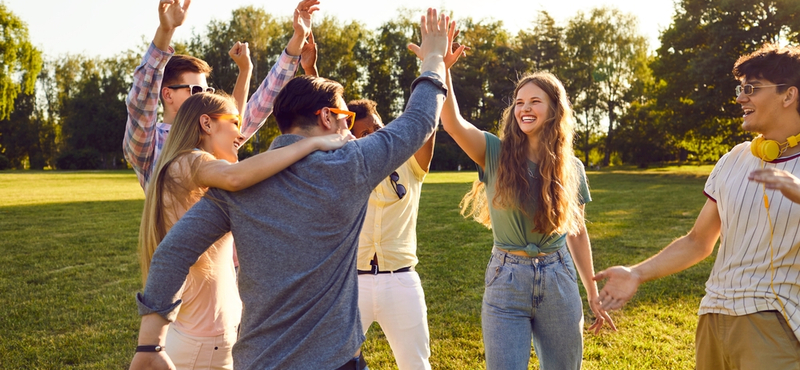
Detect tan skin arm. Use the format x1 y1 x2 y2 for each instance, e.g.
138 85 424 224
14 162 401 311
129 314 173 370
229 41 253 116
194 133 352 192
566 205 616 334
409 27 482 168
413 130 436 173
594 199 721 311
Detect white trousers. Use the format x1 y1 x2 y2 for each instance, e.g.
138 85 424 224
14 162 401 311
358 271 431 370
165 324 236 370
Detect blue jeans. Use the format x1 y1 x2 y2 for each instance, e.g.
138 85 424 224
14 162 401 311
482 246 584 370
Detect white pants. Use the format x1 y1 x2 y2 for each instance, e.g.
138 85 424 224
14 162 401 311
358 271 431 370
165 324 236 370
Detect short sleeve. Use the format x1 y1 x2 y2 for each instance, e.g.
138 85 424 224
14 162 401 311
574 157 591 204
479 132 502 183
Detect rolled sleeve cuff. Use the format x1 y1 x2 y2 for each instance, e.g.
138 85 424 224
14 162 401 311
136 292 182 322
280 48 301 69
145 42 174 70
410 71 448 96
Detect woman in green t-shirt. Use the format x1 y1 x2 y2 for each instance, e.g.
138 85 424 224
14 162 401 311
441 63 616 368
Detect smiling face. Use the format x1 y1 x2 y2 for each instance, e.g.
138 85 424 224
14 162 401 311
514 82 552 136
199 102 243 163
737 77 787 135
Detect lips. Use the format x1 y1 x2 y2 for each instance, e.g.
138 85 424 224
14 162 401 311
742 107 754 117
520 115 535 123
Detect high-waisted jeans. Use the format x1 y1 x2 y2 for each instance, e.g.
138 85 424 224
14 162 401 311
482 246 584 370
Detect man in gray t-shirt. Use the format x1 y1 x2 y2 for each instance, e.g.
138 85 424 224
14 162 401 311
129 9 453 370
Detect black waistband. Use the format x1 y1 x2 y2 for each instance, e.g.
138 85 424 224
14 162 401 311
357 266 414 275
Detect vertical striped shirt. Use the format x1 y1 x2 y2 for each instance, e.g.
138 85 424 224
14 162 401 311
122 42 300 189
701 142 800 341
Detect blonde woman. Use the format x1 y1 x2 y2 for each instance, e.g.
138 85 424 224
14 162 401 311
441 60 616 368
138 92 351 369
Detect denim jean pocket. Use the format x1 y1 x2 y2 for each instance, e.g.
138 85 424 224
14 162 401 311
560 253 578 283
484 255 504 287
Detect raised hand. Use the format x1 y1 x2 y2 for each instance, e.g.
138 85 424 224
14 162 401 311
748 168 800 204
408 18 468 69
229 41 253 72
293 0 320 39
300 31 319 76
593 266 641 311
158 0 191 31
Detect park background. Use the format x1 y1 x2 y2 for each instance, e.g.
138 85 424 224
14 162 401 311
1 0 799 171
1 0 799 368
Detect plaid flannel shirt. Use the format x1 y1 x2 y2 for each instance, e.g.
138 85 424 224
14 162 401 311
122 42 300 189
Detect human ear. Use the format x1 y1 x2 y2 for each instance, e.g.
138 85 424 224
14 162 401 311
783 86 798 108
199 115 213 134
319 108 333 130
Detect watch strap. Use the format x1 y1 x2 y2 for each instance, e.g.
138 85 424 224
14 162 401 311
136 345 164 352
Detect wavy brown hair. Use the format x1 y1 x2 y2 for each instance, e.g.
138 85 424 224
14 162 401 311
461 72 582 236
139 92 235 286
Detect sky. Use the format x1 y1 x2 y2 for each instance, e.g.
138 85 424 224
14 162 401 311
4 0 677 59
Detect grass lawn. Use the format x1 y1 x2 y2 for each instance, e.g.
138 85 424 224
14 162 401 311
0 166 714 369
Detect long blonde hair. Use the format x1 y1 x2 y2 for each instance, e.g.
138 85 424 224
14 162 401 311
460 72 583 236
139 93 235 286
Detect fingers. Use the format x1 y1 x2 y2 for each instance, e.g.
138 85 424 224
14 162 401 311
407 43 422 59
593 270 607 281
182 0 191 12
307 30 315 44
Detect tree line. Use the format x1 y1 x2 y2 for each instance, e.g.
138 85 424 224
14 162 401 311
1 0 799 170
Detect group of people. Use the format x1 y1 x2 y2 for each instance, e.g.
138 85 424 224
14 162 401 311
124 1 800 370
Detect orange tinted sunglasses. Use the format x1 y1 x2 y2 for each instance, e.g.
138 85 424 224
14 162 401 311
208 113 242 129
316 108 355 130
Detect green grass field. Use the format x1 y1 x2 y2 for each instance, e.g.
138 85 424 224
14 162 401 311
0 167 714 369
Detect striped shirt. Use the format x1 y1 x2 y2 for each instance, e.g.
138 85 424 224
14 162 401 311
701 142 800 341
122 42 300 189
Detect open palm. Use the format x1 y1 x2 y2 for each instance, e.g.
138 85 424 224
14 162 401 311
158 0 191 30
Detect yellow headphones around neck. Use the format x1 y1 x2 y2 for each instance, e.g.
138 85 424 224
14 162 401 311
750 132 800 161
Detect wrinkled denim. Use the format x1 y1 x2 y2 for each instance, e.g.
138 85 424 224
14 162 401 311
482 246 584 370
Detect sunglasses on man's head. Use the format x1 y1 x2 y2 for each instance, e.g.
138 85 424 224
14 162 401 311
390 171 406 199
167 84 216 95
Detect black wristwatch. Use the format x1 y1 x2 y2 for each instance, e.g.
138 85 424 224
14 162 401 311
136 345 164 352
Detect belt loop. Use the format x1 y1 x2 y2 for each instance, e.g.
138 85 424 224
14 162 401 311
557 246 565 264
500 250 507 267
371 264 378 275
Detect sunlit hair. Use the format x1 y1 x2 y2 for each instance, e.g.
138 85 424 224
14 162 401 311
733 43 800 114
273 75 344 133
461 72 583 235
347 99 381 121
139 92 235 286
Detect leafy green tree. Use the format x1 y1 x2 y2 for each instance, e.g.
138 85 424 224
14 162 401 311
361 13 419 121
652 0 800 161
56 53 137 169
564 7 649 166
517 11 564 74
0 4 42 121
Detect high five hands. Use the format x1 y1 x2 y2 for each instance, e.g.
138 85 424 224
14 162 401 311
408 11 469 69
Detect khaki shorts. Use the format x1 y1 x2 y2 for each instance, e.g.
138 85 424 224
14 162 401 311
696 311 800 370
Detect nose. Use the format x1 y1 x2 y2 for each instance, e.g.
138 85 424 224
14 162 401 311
735 90 748 103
